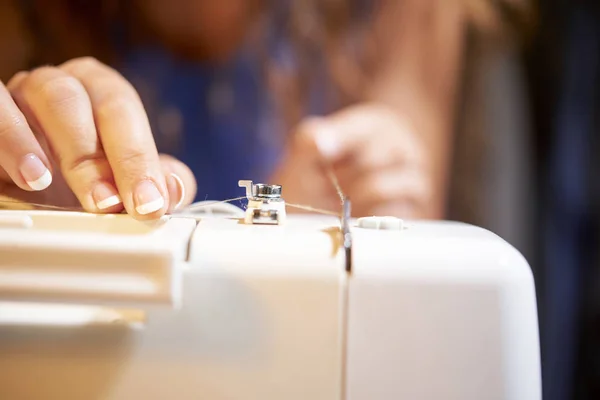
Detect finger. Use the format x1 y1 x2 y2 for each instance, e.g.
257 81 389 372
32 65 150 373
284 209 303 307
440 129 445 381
12 66 126 213
0 78 53 192
345 167 432 216
298 105 424 169
7 72 51 144
268 149 342 213
6 71 29 91
61 57 168 219
332 155 413 194
158 154 197 212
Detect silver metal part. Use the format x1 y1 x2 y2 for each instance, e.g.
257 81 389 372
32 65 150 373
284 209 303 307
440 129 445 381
341 197 352 273
238 180 286 225
253 184 282 199
239 180 282 201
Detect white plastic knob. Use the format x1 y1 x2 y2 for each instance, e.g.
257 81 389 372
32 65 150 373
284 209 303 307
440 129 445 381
0 215 33 229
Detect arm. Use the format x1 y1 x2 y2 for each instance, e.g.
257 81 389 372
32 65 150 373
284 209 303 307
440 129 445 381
365 0 466 218
272 0 468 219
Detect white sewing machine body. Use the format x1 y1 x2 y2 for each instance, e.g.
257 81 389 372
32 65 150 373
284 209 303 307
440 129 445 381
0 207 541 400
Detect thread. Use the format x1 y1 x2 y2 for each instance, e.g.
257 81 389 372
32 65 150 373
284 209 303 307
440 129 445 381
0 199 84 211
0 196 340 217
0 166 348 218
182 196 247 213
285 202 339 216
325 167 345 206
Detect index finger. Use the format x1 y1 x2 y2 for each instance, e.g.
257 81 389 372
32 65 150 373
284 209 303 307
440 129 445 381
298 105 423 169
61 58 169 219
0 79 53 192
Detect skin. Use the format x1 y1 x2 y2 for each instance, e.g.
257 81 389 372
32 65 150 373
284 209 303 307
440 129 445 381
273 0 465 218
0 0 465 220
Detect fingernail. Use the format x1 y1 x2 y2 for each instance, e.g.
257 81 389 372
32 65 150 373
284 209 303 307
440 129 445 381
19 153 52 190
166 173 185 211
312 126 339 159
134 180 164 215
93 182 122 210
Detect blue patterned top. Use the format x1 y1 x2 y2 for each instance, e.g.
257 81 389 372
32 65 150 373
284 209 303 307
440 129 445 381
116 43 290 202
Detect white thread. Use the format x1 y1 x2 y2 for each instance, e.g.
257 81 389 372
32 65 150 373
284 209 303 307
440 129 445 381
325 167 345 205
183 196 246 213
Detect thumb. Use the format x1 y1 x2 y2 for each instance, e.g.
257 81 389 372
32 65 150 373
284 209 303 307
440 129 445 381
158 154 197 212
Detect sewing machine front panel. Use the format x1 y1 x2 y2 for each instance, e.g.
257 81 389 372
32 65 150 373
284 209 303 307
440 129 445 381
0 213 347 400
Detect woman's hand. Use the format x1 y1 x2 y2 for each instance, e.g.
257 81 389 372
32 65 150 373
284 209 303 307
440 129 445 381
271 103 436 219
0 57 196 218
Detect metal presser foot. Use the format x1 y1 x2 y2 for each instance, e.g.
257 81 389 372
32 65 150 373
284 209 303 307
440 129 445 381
238 180 286 225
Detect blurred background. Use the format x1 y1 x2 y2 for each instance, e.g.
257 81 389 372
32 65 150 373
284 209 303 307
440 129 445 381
459 1 600 399
453 1 600 399
0 1 598 399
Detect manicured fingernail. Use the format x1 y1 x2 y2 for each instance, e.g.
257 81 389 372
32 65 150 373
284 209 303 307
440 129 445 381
134 180 164 215
166 173 185 211
19 153 52 190
93 182 122 210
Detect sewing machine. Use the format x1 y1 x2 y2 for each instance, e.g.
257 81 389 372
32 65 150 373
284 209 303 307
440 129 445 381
0 181 541 400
